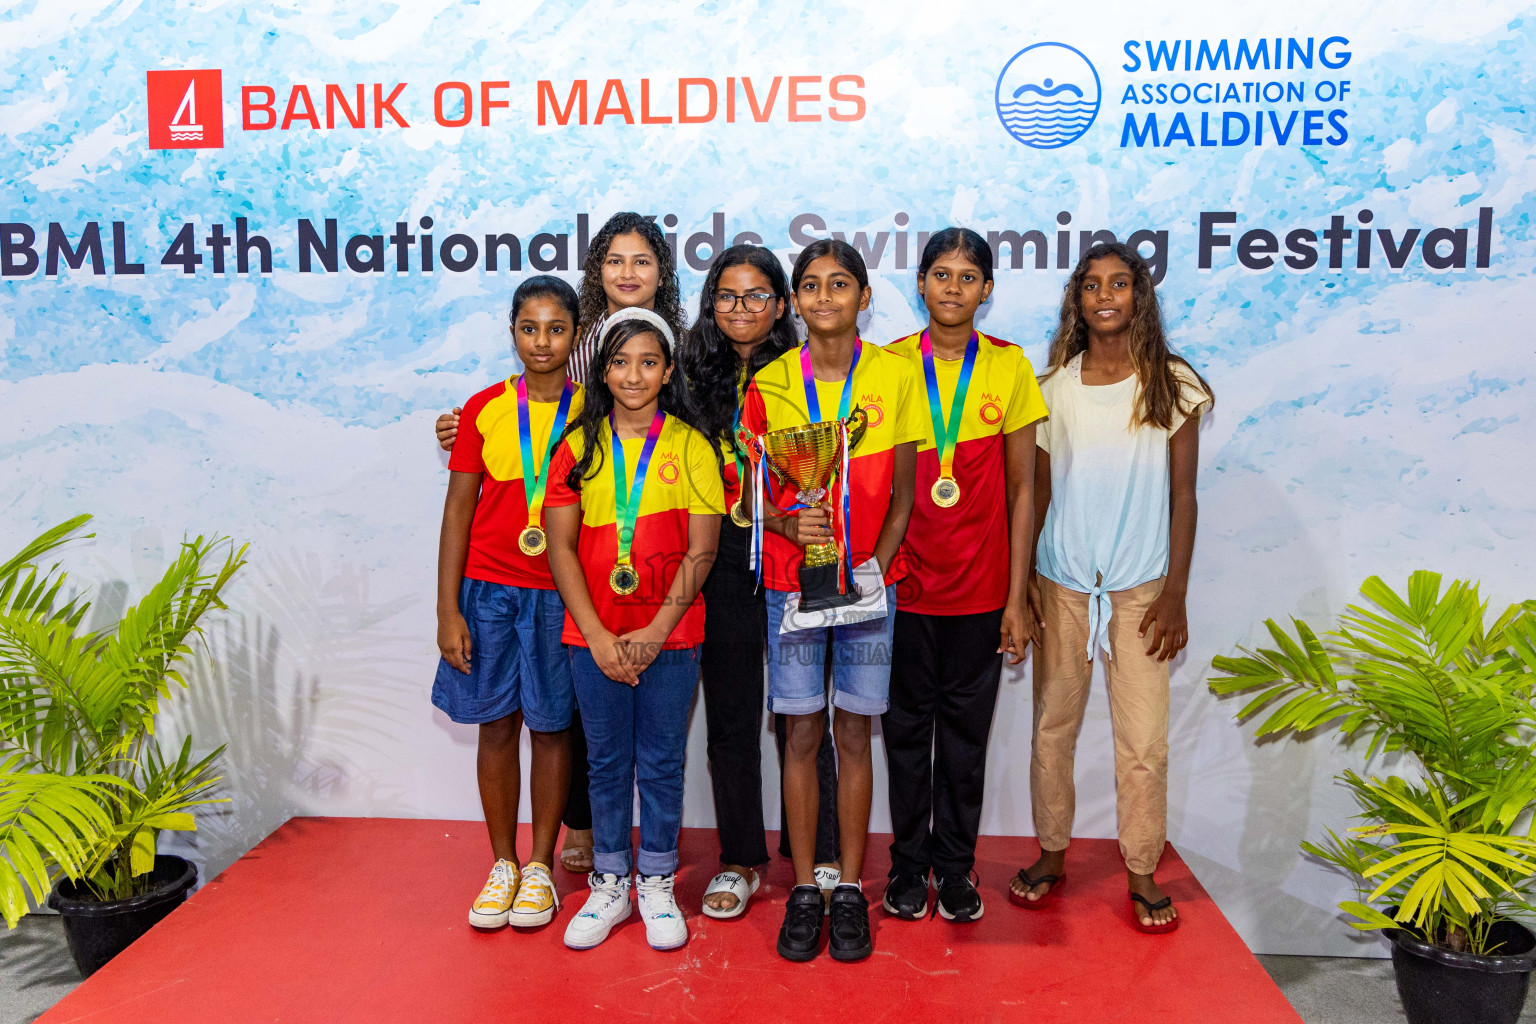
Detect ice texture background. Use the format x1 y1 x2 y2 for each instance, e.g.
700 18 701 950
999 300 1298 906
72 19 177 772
3 0 1534 955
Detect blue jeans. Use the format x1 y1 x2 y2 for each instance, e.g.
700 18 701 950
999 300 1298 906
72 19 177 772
431 579 573 730
764 585 898 715
569 645 700 877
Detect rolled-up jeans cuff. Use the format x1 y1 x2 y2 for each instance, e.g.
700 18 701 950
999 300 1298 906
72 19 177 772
768 694 827 715
636 847 678 877
593 849 631 877
831 690 887 716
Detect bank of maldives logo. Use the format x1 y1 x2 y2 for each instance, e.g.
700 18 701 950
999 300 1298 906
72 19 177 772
995 43 1100 149
146 69 224 150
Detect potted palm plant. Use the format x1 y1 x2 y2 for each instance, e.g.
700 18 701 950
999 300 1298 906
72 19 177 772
0 515 245 976
1210 572 1536 1024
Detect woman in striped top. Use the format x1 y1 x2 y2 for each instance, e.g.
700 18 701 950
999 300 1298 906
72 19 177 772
568 212 688 386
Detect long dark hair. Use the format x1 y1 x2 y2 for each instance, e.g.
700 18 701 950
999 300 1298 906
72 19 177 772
1046 241 1213 429
680 245 798 443
577 213 686 342
564 319 698 491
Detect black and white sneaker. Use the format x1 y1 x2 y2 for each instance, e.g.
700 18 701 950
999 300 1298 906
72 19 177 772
934 873 984 922
881 871 929 920
776 884 825 962
828 884 873 961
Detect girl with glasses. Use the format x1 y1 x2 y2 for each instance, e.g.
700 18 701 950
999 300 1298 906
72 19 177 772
678 245 843 922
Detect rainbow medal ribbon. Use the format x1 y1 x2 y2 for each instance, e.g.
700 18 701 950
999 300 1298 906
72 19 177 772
515 376 576 556
919 330 978 508
608 409 666 595
801 340 862 591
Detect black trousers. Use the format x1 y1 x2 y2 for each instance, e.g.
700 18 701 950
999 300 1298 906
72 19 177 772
883 608 1004 877
702 519 840 868
563 708 591 831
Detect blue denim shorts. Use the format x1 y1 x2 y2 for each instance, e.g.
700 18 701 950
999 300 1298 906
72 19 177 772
432 578 573 730
763 585 897 716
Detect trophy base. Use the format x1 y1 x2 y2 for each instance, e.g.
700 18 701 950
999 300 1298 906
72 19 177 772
797 561 861 612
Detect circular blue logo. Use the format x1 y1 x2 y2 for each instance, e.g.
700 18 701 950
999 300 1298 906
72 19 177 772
995 43 1101 149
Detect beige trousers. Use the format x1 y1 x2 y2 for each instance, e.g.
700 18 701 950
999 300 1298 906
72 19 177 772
1030 575 1169 875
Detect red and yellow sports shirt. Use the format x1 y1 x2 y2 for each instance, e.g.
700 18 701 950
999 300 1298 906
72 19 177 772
741 343 926 592
449 377 586 589
884 332 1047 615
545 414 725 648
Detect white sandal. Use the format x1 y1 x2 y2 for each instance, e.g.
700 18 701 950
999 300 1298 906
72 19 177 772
700 871 760 920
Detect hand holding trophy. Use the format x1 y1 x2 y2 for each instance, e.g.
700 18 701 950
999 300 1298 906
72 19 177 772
737 406 868 612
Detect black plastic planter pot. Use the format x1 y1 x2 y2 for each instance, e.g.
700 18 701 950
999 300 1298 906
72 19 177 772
47 855 198 978
1387 919 1536 1024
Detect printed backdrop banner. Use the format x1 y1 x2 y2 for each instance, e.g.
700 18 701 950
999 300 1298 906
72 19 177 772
3 1 1534 956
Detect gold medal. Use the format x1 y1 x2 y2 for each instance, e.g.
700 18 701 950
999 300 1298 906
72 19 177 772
517 525 547 556
609 562 639 596
729 500 752 528
931 477 960 508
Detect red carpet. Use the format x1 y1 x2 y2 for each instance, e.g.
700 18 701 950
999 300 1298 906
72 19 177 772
41 818 1299 1024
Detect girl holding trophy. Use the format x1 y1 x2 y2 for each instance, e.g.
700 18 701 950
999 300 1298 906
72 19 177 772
680 245 843 921
740 239 925 962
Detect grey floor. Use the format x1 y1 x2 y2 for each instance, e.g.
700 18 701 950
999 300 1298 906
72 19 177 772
1 914 1532 1024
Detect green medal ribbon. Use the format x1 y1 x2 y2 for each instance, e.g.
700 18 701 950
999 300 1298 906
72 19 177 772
919 330 978 506
609 409 666 571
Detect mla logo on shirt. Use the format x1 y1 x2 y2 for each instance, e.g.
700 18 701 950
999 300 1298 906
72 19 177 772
979 401 1003 425
858 395 884 429
147 69 225 150
995 43 1100 149
657 456 681 485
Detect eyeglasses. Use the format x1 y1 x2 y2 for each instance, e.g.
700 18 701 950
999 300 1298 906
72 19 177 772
713 291 774 314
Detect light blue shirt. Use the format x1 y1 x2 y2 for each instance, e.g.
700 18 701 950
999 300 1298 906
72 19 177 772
1035 354 1208 658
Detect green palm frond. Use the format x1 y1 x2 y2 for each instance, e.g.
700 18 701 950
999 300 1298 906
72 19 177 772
0 752 124 928
0 515 93 629
0 520 245 926
1211 571 1536 955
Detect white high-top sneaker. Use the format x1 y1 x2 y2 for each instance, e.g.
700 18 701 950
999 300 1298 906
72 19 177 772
563 873 632 950
635 873 688 951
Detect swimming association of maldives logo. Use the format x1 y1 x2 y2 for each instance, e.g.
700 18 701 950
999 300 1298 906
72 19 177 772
146 69 224 150
995 43 1100 149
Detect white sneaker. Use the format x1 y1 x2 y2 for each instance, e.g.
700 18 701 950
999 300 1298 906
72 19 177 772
635 873 688 951
563 873 631 950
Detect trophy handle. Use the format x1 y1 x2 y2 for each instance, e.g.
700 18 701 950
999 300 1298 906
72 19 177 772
734 423 792 490
844 405 869 451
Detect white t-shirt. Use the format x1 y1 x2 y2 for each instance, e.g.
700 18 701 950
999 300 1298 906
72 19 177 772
1035 352 1210 658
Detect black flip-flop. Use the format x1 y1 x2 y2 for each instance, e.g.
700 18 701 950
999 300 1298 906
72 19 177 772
1009 869 1065 909
1129 892 1180 934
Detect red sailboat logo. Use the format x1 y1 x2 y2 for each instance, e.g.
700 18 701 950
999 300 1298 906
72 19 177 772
146 69 223 150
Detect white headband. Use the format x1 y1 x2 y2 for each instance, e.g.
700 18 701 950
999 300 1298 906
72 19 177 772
598 307 676 351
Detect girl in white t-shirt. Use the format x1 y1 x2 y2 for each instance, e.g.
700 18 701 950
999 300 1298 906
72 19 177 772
1008 242 1212 934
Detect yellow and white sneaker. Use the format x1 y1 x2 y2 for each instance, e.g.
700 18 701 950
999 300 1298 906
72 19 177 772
510 861 560 928
468 859 520 929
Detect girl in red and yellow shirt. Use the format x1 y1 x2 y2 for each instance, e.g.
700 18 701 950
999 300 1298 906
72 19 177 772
544 308 722 953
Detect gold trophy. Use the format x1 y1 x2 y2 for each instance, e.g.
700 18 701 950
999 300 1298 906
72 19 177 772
739 409 868 612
